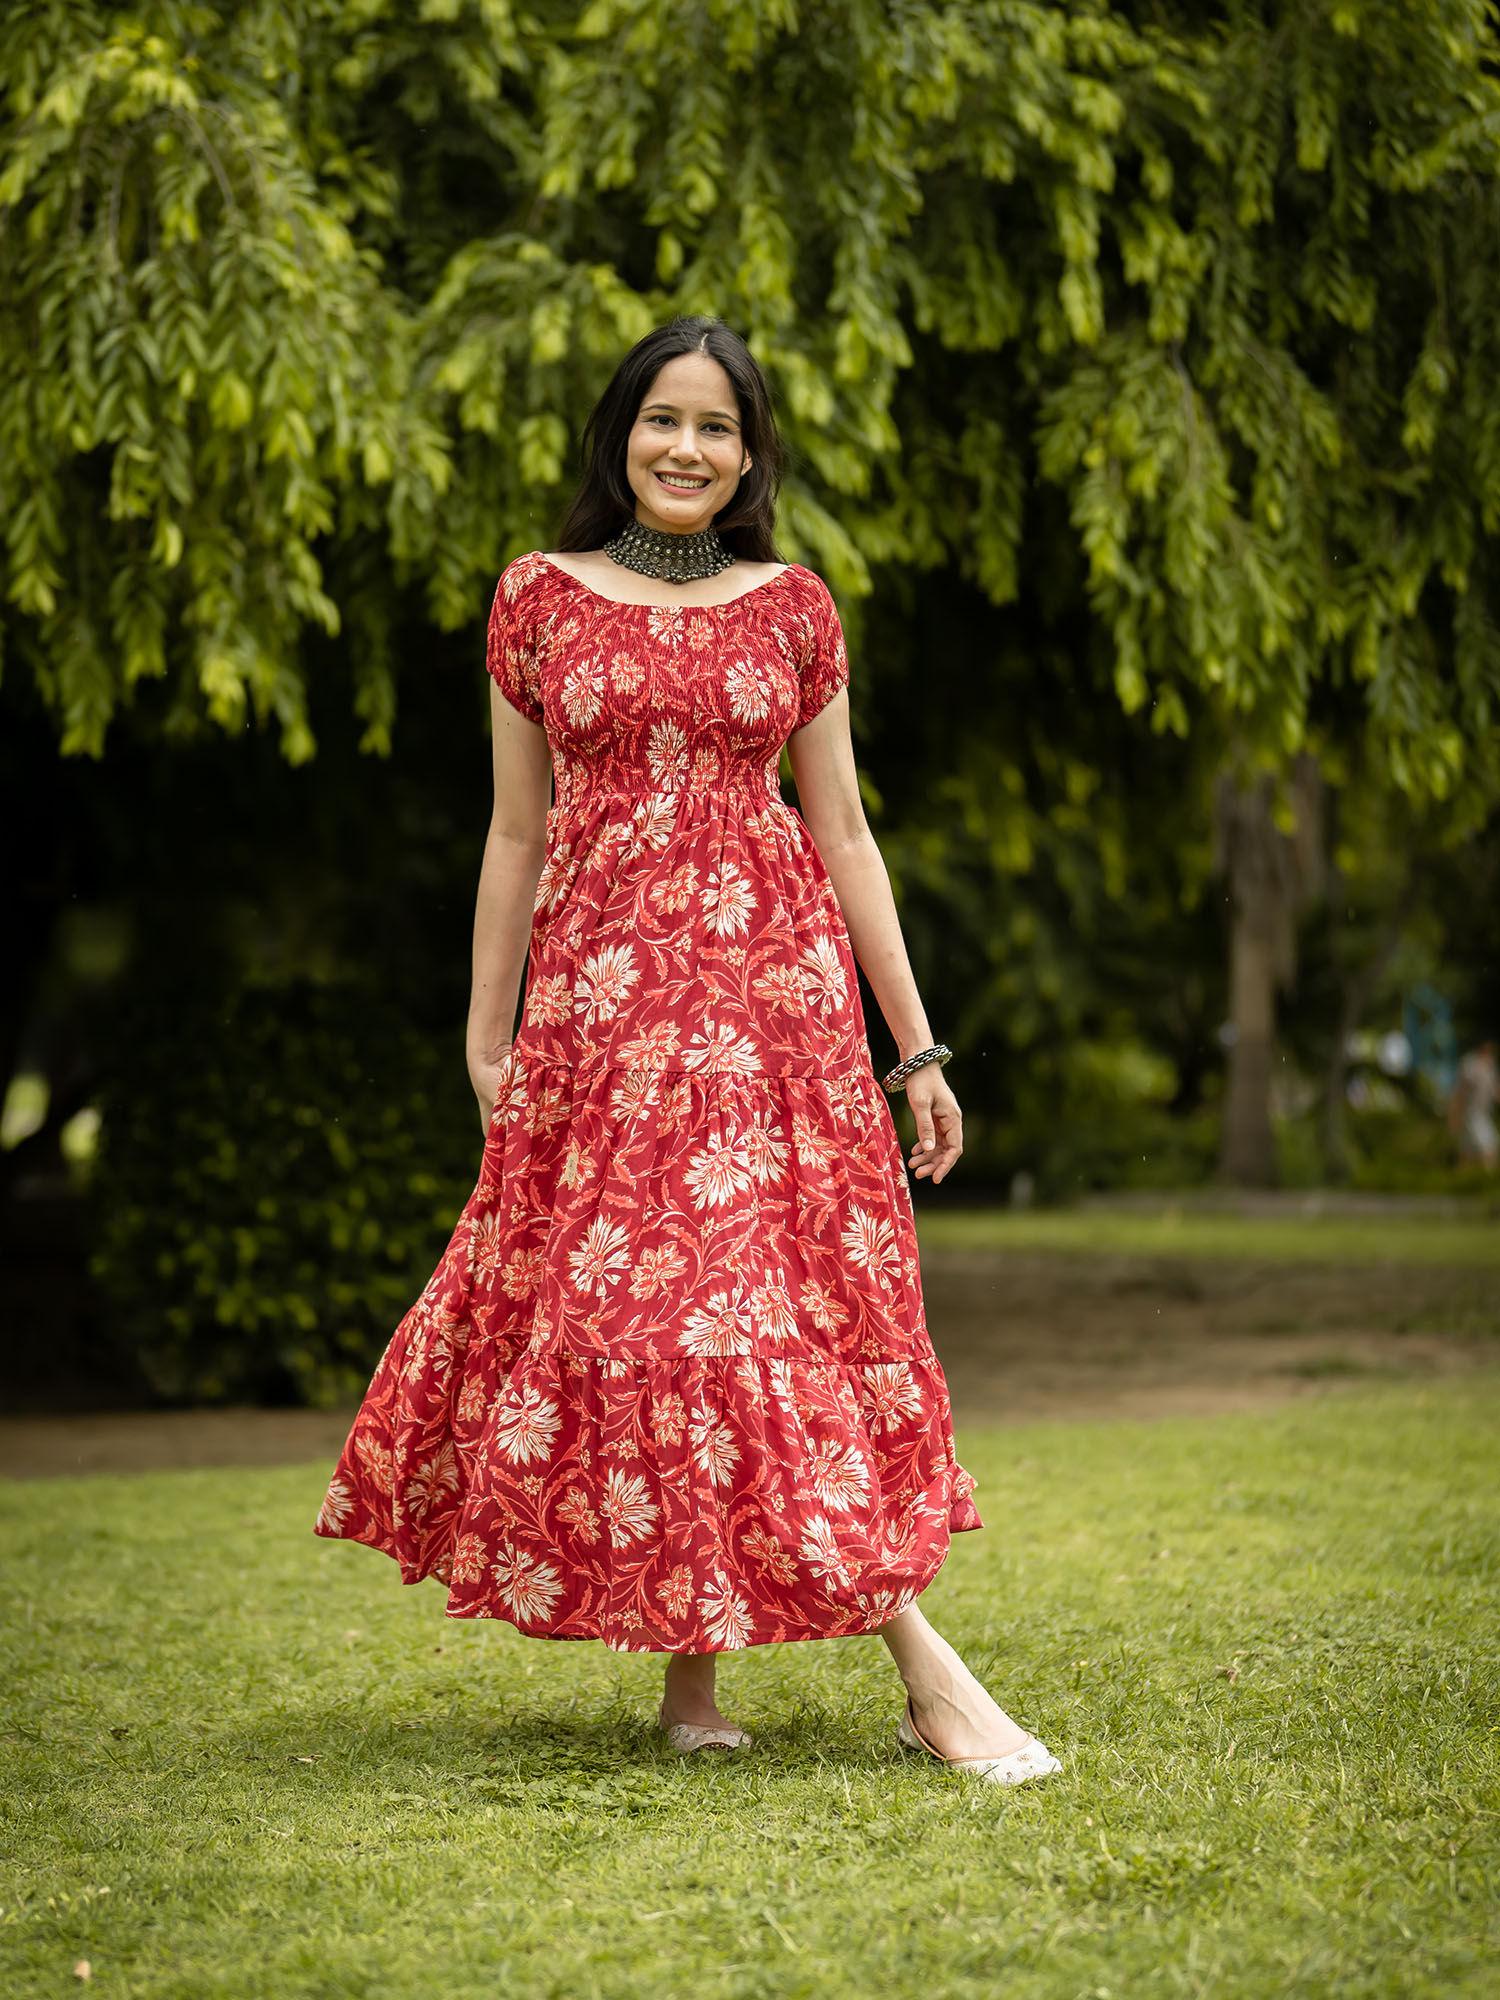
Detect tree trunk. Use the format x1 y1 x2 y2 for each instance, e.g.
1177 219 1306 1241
1221 882 1280 1185
1215 757 1324 1188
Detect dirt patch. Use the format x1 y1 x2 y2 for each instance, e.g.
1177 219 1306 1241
2 1250 1495 1481
927 1250 1498 1426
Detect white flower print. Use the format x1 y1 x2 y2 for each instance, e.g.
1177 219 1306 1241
609 646 646 694
791 1112 841 1170
859 1587 914 1626
450 1532 488 1585
751 963 806 1013
683 1136 754 1210
829 1072 866 1124
617 1020 682 1067
534 843 580 916
609 1069 663 1119
493 1383 563 1465
646 717 692 782
501 1245 543 1300
405 1442 460 1523
632 791 681 850
678 1289 756 1355
766 1356 802 1409
354 1429 392 1484
400 1322 452 1387
877 1515 921 1566
645 606 690 651
681 1022 762 1074
469 1208 510 1281
316 1479 352 1532
689 1406 741 1489
750 1272 799 1346
799 1513 854 1588
743 1523 799 1585
601 1466 660 1546
524 971 573 1028
567 1213 634 1294
701 862 756 939
651 863 699 914
629 1241 690 1299
798 934 848 1010
575 943 641 1026
799 1278 849 1336
806 1435 871 1512
859 1362 925 1433
724 654 772 724
657 1563 695 1618
840 1205 902 1291
490 1542 565 1623
697 1570 755 1648
744 1119 791 1186
560 658 607 730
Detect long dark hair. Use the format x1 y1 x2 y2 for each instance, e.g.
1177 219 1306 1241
554 316 787 561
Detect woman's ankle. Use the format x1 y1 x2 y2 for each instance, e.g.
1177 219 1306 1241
662 1651 724 1722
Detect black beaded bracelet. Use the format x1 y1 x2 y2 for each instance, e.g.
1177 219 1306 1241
880 1043 953 1095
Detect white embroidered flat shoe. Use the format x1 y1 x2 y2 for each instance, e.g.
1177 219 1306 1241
898 1692 1062 1785
657 1700 752 1755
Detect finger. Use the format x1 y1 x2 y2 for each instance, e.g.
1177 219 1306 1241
911 1104 938 1155
921 1113 963 1182
910 1137 956 1180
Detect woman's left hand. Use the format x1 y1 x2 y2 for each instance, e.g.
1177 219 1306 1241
904 1069 963 1185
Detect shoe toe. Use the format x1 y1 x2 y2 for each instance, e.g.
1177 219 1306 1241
972 1739 1061 1785
899 1708 1062 1785
659 1714 752 1755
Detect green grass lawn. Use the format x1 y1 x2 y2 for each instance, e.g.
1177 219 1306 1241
917 1202 1500 1267
3 1378 1496 1999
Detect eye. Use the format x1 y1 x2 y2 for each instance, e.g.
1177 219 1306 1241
644 415 730 432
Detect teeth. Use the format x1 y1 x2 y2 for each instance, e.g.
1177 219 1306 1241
658 474 709 488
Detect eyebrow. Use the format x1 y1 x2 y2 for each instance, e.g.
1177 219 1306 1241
641 402 740 422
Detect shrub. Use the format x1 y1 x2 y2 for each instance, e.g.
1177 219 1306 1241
89 975 482 1407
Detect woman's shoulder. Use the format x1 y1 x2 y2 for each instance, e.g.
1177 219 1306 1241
496 549 556 597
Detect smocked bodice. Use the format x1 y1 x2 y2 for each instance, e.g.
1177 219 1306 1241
487 553 848 808
484 550 858 1079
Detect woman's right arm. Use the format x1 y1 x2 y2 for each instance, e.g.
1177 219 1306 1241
466 682 551 1128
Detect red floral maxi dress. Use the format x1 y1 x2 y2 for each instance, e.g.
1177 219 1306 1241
313 551 983 1652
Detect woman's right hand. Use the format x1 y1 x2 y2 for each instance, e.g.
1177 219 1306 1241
469 1042 515 1134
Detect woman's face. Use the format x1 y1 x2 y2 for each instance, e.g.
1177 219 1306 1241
624 352 749 535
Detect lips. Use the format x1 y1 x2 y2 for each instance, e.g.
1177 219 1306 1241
655 471 711 491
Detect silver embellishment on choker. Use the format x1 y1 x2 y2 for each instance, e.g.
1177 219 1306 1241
601 517 738 584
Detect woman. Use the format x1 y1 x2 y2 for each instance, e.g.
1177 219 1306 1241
315 315 1060 1786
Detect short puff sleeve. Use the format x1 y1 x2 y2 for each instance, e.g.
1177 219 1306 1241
485 558 544 724
796 573 850 728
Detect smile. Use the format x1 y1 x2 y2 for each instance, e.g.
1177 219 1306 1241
655 472 711 490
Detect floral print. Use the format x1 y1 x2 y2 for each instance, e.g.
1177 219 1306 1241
314 552 982 1651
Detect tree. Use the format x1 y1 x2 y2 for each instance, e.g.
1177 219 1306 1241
1212 753 1324 1184
5 1 1500 1185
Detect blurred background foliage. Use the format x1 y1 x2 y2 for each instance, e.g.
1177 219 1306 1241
2 1 1497 1406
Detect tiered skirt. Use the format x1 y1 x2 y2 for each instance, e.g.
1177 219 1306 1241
315 1048 982 1652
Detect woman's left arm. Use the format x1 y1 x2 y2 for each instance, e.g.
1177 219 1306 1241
785 692 963 1186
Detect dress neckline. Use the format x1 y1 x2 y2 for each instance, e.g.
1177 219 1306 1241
536 553 801 612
